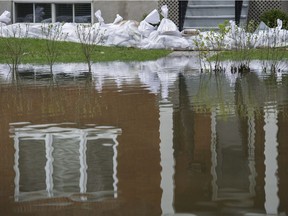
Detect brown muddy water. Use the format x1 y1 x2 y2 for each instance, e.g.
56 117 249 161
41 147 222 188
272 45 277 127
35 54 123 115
0 57 287 216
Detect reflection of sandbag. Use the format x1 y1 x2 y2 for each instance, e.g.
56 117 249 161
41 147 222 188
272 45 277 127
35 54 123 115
0 10 11 24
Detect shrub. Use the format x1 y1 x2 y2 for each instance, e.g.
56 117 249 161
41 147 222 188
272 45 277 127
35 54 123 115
260 9 288 29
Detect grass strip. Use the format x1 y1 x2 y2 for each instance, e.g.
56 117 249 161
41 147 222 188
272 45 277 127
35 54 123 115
0 38 172 64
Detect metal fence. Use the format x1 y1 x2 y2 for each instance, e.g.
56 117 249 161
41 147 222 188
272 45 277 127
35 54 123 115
158 0 288 29
158 0 179 26
247 0 284 23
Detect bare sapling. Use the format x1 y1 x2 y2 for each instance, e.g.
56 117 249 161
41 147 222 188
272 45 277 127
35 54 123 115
41 23 68 74
1 24 29 80
76 24 103 73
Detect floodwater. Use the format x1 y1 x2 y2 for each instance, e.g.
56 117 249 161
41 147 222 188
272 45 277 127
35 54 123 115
0 55 288 216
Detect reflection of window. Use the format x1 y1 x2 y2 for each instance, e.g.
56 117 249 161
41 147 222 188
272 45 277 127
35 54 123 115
14 2 91 23
12 124 121 202
19 140 46 192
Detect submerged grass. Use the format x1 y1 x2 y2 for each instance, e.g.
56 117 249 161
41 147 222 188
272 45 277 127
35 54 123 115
0 38 171 64
210 47 288 61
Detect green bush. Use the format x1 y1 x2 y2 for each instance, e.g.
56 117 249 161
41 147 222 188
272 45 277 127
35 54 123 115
260 9 288 29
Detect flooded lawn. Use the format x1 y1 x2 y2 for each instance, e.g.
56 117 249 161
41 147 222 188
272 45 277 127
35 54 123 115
0 56 288 216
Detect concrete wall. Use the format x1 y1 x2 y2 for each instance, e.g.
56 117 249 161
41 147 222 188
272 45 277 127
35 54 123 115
281 1 288 11
0 0 157 23
0 1 12 15
93 1 158 23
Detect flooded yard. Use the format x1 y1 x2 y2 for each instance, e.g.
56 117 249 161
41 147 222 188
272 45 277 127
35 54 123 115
0 55 288 216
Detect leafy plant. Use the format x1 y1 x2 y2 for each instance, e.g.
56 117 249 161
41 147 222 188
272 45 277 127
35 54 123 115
260 9 288 29
205 20 230 72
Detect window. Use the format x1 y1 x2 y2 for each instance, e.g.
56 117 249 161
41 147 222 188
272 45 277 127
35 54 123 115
15 3 33 22
56 4 73 22
14 2 91 23
75 4 91 23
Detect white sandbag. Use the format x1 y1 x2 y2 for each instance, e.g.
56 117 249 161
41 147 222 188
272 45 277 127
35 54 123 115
95 10 105 26
0 10 11 24
105 20 141 47
138 9 160 38
113 14 123 25
157 5 181 36
140 31 190 49
144 9 160 25
0 13 10 24
138 20 156 38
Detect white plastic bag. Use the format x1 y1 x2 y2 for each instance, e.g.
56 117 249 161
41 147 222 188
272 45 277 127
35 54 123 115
138 9 160 38
157 5 181 36
144 9 160 24
0 10 11 24
113 14 123 25
95 10 105 26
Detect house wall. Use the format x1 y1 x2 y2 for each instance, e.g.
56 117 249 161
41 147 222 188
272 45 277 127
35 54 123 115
93 1 158 23
0 0 158 23
0 1 12 15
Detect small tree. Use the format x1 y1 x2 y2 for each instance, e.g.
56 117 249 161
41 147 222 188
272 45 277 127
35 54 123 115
260 9 288 29
76 24 102 73
1 24 29 80
41 23 68 74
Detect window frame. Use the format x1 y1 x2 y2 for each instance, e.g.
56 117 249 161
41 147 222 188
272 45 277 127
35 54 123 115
13 1 93 23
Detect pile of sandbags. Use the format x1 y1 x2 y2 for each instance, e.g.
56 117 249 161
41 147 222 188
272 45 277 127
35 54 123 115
0 6 288 50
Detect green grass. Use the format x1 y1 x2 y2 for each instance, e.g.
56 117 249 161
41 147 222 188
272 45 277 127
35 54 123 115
0 38 172 64
210 48 288 61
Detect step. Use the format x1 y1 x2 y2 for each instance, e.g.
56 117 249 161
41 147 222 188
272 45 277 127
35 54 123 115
183 18 247 31
185 15 247 19
186 4 248 16
183 26 220 31
188 1 238 6
187 4 249 9
184 16 247 28
186 6 234 16
183 0 249 30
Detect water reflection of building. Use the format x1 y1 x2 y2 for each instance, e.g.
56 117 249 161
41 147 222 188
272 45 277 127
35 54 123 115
13 126 121 202
0 83 162 215
172 73 288 215
1 67 288 215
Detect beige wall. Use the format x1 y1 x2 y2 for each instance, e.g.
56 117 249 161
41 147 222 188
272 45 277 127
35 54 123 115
281 1 288 12
0 1 12 15
93 1 158 23
0 0 157 23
